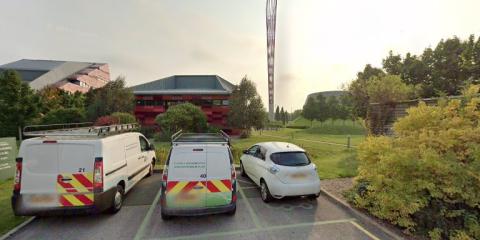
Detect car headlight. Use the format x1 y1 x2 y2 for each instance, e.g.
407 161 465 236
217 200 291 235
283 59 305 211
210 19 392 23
269 166 280 174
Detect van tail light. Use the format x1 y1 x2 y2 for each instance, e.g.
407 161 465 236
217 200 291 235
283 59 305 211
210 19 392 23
13 158 22 193
93 157 103 192
162 166 168 182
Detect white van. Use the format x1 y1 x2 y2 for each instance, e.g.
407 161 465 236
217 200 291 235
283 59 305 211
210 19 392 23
12 123 156 215
160 132 237 220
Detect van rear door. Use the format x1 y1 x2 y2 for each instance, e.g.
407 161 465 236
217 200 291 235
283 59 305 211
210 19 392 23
166 145 207 209
57 143 95 207
205 145 232 207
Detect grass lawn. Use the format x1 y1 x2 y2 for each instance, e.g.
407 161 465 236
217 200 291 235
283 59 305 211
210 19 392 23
0 179 28 236
153 120 365 179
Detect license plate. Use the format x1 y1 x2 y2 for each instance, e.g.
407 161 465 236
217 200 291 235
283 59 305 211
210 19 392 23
291 173 306 179
29 195 55 204
177 193 198 201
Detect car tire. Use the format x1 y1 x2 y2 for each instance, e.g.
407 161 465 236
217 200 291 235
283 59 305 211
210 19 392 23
226 204 236 216
260 180 273 203
240 162 246 177
161 208 172 220
146 161 154 177
109 184 124 214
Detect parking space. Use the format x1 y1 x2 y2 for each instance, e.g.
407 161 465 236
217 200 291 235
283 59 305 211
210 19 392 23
7 173 394 240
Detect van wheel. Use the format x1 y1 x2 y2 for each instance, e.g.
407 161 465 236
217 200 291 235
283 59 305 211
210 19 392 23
240 162 246 177
226 204 236 216
260 180 273 203
161 208 172 220
147 161 154 177
308 192 321 199
109 185 124 214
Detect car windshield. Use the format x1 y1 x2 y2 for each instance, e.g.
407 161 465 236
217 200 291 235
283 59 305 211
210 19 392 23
270 152 310 166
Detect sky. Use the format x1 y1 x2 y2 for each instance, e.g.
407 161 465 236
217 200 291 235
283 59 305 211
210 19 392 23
0 0 479 110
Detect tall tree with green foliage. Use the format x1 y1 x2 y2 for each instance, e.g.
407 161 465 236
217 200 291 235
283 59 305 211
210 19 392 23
280 107 286 125
227 77 267 135
85 76 134 121
0 70 39 138
326 96 339 125
156 103 207 133
315 94 329 125
302 96 317 126
274 106 280 121
347 64 385 119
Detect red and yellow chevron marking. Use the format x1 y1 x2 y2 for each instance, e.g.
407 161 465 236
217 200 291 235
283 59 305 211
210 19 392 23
166 179 232 193
57 173 94 206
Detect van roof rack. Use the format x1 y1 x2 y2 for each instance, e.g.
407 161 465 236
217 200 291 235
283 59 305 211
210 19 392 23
171 130 231 146
23 122 139 137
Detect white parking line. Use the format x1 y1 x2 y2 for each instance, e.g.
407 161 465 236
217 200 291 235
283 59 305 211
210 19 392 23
151 218 356 240
134 186 163 240
350 221 381 240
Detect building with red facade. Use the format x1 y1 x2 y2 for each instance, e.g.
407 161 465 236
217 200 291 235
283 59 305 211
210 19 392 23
132 75 235 131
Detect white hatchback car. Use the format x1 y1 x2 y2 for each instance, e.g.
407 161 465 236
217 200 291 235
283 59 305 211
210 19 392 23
239 142 321 202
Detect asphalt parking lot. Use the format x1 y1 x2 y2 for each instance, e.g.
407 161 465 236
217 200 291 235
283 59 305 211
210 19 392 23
6 173 395 240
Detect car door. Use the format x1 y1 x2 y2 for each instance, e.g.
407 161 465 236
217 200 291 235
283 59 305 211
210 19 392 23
250 146 267 183
242 145 258 175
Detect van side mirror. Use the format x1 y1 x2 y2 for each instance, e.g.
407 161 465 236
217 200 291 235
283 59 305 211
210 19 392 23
243 150 249 154
149 143 155 151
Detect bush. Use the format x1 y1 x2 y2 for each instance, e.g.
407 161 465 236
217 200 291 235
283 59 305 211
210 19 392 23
351 85 480 239
94 116 119 126
139 126 157 138
285 125 309 129
156 103 207 133
111 112 137 124
41 108 86 124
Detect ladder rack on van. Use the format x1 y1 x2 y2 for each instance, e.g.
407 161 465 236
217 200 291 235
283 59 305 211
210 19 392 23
171 130 231 146
23 122 139 137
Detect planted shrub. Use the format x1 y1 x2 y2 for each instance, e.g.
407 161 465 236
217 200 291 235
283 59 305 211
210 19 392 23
41 108 86 124
351 85 480 239
111 112 137 124
94 115 119 126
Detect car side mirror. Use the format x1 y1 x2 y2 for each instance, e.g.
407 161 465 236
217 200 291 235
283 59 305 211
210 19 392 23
243 150 249 154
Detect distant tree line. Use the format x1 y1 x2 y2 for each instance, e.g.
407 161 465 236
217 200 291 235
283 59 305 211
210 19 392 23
348 34 480 119
302 93 354 126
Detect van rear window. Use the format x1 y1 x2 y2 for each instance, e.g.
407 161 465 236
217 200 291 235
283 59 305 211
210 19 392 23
270 152 311 166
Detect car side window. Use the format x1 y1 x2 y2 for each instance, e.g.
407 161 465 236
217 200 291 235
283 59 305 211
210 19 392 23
257 147 266 160
248 145 259 155
139 136 149 152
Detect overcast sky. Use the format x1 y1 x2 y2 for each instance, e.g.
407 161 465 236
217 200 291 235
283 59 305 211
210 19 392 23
1 0 479 110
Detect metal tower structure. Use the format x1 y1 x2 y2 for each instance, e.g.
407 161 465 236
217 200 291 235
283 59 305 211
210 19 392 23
266 0 277 120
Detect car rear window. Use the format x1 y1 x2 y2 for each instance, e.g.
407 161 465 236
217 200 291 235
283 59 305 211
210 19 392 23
270 152 311 166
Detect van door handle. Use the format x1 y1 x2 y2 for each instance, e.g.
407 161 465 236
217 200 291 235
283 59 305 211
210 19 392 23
193 186 204 190
200 174 206 178
62 178 72 182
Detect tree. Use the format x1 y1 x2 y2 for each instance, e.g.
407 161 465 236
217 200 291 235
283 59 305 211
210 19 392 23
0 70 39 138
382 50 402 75
290 109 302 120
366 75 413 104
315 94 328 125
347 64 385 119
85 76 134 121
302 96 317 126
156 103 207 133
326 96 339 125
275 106 280 121
37 86 86 114
280 107 286 125
227 77 267 135
41 108 86 124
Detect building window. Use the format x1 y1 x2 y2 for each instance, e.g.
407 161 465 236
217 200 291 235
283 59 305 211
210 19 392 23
222 100 229 106
213 100 222 106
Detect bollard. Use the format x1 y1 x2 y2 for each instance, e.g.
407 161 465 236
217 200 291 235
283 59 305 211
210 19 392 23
347 135 351 149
